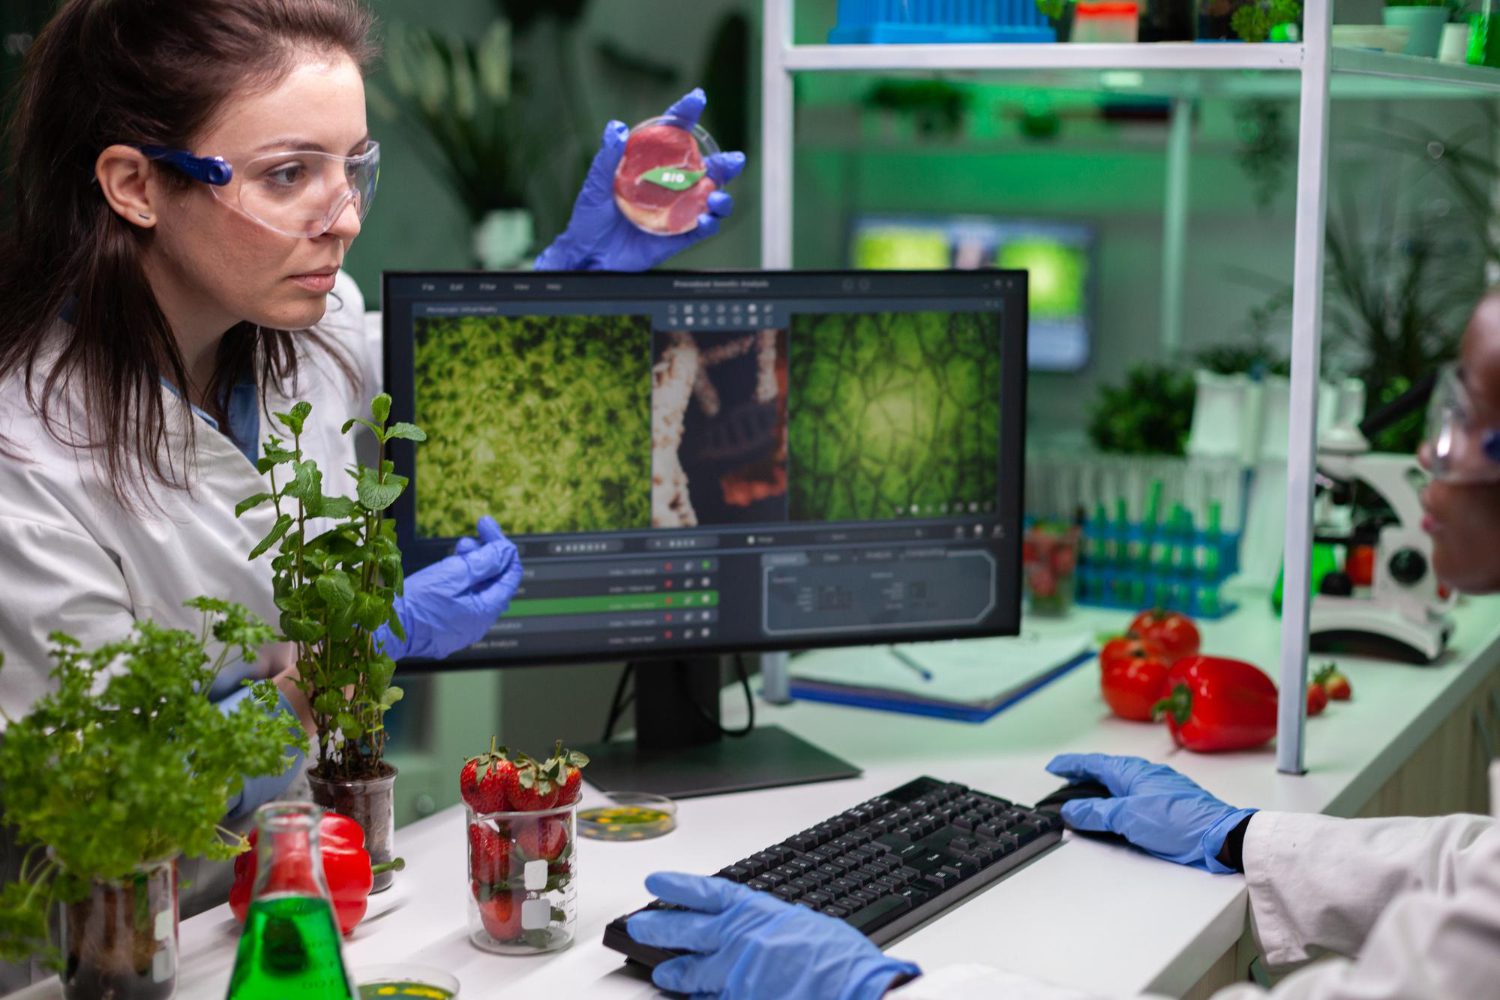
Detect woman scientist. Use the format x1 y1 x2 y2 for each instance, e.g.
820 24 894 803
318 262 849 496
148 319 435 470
627 297 1500 999
0 0 743 952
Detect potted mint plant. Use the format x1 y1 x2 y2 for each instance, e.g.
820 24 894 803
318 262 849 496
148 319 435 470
238 393 423 892
0 601 304 1000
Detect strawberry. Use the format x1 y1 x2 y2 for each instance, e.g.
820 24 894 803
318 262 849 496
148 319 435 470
516 817 568 862
1315 663 1352 701
501 754 559 811
467 822 512 887
459 737 515 814
1306 681 1328 717
548 741 591 806
475 888 524 942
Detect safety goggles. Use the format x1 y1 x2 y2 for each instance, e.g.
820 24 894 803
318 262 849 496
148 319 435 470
137 141 380 239
1422 363 1500 484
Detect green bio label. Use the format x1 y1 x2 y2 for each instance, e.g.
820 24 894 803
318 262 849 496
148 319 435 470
640 167 706 191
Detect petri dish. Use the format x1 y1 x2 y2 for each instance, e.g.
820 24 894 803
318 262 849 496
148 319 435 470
578 792 678 841
356 964 460 999
612 116 721 237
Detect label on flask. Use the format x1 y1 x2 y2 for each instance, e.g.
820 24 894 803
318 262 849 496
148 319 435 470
640 167 706 191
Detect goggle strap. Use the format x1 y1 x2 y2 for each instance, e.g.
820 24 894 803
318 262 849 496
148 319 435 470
137 145 233 186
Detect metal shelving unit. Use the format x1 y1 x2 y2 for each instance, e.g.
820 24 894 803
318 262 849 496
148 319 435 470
758 0 1500 774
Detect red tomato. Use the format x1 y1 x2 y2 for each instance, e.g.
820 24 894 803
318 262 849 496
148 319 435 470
1100 634 1158 674
1100 650 1170 722
1128 610 1201 663
1153 655 1277 753
1306 682 1328 717
1345 546 1375 588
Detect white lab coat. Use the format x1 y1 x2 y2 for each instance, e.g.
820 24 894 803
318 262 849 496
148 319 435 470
895 763 1500 999
0 272 377 915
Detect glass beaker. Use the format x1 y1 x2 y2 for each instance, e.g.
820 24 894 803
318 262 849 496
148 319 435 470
60 858 177 1000
465 801 578 955
226 803 357 1000
308 765 398 893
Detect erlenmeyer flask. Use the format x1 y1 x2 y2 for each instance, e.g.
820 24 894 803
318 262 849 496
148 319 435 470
225 803 357 1000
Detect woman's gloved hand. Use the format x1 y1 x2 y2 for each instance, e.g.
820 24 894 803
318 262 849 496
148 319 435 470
627 872 919 1000
534 88 747 273
374 516 522 661
1045 754 1255 873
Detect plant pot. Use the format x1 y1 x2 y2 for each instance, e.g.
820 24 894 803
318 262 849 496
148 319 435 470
1440 21 1471 61
61 859 178 1000
308 764 398 894
1382 5 1448 57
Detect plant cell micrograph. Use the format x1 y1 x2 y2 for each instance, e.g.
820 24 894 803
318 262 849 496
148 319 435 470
413 314 653 537
787 311 1001 522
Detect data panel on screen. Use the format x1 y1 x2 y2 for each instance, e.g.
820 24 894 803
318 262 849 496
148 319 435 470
384 271 1027 665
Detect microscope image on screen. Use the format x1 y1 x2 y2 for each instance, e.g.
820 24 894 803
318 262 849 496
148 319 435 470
412 313 654 538
786 311 1001 523
651 328 790 529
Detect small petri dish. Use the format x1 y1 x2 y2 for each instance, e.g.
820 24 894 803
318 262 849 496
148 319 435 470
612 116 721 237
356 964 460 999
578 792 678 841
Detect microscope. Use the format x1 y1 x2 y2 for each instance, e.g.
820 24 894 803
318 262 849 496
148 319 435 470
1307 380 1454 664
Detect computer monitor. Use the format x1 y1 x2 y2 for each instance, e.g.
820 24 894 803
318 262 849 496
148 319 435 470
383 270 1028 797
850 215 1094 373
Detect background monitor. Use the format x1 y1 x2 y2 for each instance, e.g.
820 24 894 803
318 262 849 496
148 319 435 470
850 215 1094 373
383 270 1028 795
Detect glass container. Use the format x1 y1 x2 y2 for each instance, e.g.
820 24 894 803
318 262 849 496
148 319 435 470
308 764 398 893
465 801 578 955
226 802 357 1000
61 859 178 1000
612 116 721 237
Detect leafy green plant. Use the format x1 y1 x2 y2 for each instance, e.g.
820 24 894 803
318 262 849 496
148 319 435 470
1234 99 1295 210
369 22 527 224
863 81 971 137
1087 364 1196 456
0 603 305 964
237 393 424 784
1230 0 1302 42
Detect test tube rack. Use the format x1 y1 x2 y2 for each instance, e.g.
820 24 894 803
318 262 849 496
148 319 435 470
1075 522 1240 619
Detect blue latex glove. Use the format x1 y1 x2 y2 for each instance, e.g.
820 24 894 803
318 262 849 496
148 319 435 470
1045 754 1256 874
374 516 522 661
534 88 747 272
627 872 919 1000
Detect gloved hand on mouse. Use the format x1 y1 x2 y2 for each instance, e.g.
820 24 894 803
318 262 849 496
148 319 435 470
1045 753 1256 873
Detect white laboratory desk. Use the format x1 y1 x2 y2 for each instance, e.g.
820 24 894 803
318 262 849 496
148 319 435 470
14 595 1500 1000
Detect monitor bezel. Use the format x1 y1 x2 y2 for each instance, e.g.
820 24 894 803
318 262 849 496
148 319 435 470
381 268 1028 669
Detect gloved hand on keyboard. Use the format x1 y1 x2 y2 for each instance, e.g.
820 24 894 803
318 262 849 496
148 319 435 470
533 88 746 273
1045 754 1255 873
627 872 919 999
374 516 522 661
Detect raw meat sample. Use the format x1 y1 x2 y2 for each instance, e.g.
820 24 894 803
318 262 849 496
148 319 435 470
614 123 717 236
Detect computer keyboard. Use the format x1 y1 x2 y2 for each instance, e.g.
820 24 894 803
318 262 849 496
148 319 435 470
603 775 1065 967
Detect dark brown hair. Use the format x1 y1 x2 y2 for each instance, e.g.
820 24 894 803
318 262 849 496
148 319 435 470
0 0 376 505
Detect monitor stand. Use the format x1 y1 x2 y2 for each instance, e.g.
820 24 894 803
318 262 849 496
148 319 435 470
573 657 861 800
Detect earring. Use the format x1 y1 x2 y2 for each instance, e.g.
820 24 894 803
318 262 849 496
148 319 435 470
137 212 152 221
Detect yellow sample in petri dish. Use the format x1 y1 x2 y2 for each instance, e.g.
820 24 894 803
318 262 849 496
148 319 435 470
578 792 677 841
356 965 459 999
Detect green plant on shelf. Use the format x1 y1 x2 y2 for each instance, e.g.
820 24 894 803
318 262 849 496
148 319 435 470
1230 0 1302 43
1087 363 1195 457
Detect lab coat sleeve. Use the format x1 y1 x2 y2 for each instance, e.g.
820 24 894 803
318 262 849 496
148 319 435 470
217 685 307 821
0 514 135 718
1240 809 1498 967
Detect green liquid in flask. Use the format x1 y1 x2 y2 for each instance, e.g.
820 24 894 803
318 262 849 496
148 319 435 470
226 895 356 1000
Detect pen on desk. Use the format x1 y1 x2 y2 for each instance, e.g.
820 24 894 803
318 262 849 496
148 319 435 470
888 646 933 682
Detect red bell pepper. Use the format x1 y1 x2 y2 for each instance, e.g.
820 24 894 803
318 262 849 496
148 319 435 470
1152 655 1277 752
229 811 404 937
1100 649 1169 722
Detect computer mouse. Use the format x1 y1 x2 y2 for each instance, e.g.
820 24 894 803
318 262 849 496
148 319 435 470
1032 780 1131 847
